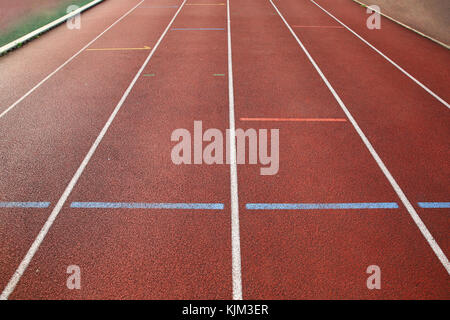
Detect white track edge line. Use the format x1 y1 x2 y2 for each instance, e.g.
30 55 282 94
0 0 145 120
227 0 243 300
0 0 187 300
310 0 450 110
269 0 450 275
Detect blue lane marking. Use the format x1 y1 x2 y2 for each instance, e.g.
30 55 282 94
70 202 224 210
418 202 450 209
171 28 225 31
246 203 399 210
0 202 50 208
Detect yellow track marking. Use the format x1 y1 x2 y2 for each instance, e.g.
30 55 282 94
86 45 151 51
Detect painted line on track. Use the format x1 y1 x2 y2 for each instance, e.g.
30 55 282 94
292 25 344 29
0 0 188 300
418 202 450 209
139 5 179 8
186 3 225 6
227 0 242 301
270 0 450 274
70 202 224 210
0 0 146 120
240 117 347 122
246 203 399 210
310 0 450 109
86 46 151 51
171 28 225 30
0 202 51 208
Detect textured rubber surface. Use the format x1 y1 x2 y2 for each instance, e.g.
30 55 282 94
0 0 448 299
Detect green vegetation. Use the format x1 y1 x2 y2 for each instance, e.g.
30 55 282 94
0 0 97 48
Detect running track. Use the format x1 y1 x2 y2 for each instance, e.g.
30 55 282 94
0 0 448 299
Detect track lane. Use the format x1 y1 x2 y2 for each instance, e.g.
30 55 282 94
0 0 149 116
272 0 450 260
0 0 448 300
313 0 450 103
231 0 449 299
0 0 184 294
6 0 233 299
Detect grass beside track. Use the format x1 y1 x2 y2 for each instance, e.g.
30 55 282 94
0 0 98 47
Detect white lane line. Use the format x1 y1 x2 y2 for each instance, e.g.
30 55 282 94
0 0 188 300
309 0 450 110
269 0 450 275
0 0 145 120
227 0 243 300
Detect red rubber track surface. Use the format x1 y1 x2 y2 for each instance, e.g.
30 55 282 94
233 0 448 299
0 0 448 299
314 0 450 101
0 0 148 114
274 0 450 257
